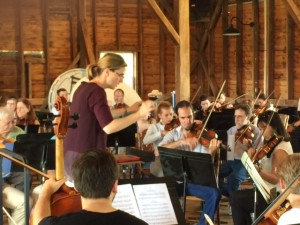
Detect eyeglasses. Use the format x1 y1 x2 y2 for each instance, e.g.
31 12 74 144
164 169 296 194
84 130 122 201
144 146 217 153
110 69 125 79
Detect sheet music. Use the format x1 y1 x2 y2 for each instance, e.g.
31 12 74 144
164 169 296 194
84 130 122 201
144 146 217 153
241 152 276 203
227 134 235 161
133 183 178 225
112 184 141 219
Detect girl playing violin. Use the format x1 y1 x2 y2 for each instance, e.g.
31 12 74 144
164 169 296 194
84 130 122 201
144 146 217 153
143 101 174 177
230 111 293 225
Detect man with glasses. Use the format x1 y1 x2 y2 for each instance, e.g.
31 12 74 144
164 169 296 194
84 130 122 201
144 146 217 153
219 104 262 199
0 106 31 225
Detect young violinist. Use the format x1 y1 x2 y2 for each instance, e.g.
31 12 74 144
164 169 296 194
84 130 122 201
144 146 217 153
230 111 293 225
142 101 174 177
32 150 148 225
63 53 155 180
0 106 32 225
215 92 234 110
219 103 262 198
194 95 211 122
159 100 222 225
277 153 300 225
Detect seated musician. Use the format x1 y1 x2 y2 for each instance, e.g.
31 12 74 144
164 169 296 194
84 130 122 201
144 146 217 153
143 101 174 177
256 93 275 112
0 106 32 225
215 92 234 110
219 104 262 198
159 100 221 225
32 150 148 225
112 88 128 109
16 98 40 126
51 88 69 115
230 111 293 225
277 153 300 225
194 95 211 122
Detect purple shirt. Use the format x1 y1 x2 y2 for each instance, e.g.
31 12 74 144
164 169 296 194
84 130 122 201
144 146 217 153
64 82 113 178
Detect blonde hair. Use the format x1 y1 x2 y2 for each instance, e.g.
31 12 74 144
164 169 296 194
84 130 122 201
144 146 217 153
277 154 300 194
86 53 127 80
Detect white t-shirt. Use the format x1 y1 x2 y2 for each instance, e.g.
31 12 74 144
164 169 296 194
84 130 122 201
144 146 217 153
278 208 300 225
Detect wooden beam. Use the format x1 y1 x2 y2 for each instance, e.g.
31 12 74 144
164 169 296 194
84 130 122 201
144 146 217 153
159 26 165 93
79 18 96 64
236 0 243 96
41 0 50 97
67 52 81 70
252 0 259 96
116 0 121 49
177 0 190 101
263 0 274 96
222 0 228 86
92 0 97 58
137 0 143 96
282 0 300 29
287 14 294 99
147 0 179 45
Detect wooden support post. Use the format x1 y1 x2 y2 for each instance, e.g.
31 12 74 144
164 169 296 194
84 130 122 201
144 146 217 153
282 0 300 29
264 0 274 96
222 0 228 87
137 0 143 95
236 0 243 96
252 0 259 97
116 0 121 50
41 0 50 96
287 14 294 99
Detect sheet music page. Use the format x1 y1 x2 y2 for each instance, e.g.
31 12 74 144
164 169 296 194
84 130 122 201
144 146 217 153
241 152 272 203
112 184 141 219
227 134 235 161
133 183 178 225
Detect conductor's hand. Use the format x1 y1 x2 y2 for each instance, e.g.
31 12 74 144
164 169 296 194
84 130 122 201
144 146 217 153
208 138 221 155
138 100 156 119
128 101 142 114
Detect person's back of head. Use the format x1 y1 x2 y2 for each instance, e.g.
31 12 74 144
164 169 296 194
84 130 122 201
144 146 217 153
72 150 118 199
277 153 300 194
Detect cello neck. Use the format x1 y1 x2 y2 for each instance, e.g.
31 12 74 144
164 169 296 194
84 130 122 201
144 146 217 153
55 138 65 180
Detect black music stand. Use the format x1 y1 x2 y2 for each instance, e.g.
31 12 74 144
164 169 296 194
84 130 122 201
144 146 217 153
118 177 186 225
0 148 31 225
158 147 217 216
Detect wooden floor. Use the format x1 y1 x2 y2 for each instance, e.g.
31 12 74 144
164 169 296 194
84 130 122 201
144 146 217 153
185 196 233 225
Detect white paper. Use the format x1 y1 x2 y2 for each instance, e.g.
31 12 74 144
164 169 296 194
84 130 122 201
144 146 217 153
298 98 300 111
227 134 235 161
133 183 178 225
112 184 141 219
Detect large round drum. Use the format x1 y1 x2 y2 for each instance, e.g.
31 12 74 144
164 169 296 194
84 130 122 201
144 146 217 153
48 68 86 112
70 77 141 107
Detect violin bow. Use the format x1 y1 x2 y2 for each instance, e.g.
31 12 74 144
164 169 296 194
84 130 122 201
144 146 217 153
252 89 262 108
197 80 226 141
252 95 281 151
227 92 250 105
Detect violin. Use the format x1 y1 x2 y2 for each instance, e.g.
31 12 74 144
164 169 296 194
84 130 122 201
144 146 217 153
252 134 283 164
258 200 291 225
235 124 254 147
188 123 231 151
164 117 180 131
253 106 267 118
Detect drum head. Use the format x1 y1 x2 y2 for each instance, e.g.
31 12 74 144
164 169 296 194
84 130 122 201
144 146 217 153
48 68 86 112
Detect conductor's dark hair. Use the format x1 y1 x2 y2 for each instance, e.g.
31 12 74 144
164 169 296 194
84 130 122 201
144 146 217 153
72 150 118 199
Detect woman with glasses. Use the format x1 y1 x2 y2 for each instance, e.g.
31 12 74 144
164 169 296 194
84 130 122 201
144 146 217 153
63 53 155 180
229 111 293 225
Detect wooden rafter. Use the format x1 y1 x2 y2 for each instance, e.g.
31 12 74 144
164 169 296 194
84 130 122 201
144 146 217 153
147 0 179 45
282 0 300 29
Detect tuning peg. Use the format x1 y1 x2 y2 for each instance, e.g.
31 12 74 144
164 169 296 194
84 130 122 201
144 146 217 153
70 113 79 120
68 123 77 129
